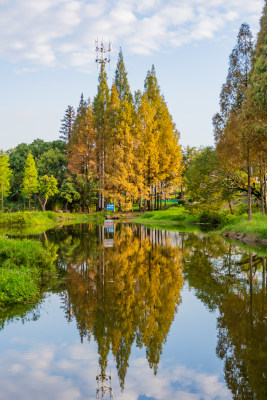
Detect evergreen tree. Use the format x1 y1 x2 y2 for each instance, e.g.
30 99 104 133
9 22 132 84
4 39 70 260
213 23 255 219
0 151 12 213
213 23 253 142
59 105 75 142
70 94 87 145
247 0 267 214
22 152 38 211
250 0 267 111
93 63 110 210
115 49 133 102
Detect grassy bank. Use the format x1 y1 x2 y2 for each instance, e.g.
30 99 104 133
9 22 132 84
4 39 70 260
133 206 267 241
219 212 267 240
132 207 200 224
0 211 104 229
0 238 57 305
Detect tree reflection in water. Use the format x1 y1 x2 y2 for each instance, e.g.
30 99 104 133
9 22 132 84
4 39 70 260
54 224 184 390
182 234 267 400
2 223 265 398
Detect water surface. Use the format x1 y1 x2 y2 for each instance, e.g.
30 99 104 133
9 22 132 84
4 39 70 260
1 223 266 399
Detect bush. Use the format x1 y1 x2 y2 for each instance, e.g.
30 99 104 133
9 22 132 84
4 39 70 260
199 210 222 225
0 267 39 304
235 203 259 216
0 238 57 305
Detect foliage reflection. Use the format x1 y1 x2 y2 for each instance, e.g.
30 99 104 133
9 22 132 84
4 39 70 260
51 224 184 389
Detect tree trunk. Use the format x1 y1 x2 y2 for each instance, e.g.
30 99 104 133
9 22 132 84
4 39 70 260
38 196 47 211
1 180 3 213
29 195 31 212
139 191 142 212
264 164 267 215
228 202 233 215
247 158 252 221
150 185 154 211
260 167 265 216
180 185 185 200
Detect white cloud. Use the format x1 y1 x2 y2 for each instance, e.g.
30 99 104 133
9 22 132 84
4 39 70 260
0 0 264 70
0 342 231 400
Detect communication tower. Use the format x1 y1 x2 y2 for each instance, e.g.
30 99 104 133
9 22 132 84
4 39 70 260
96 369 115 399
95 39 112 68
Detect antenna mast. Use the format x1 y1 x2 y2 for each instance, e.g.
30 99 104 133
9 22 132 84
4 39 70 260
95 39 112 69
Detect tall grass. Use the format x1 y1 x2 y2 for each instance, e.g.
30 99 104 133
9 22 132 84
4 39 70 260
0 238 57 304
0 211 104 228
135 206 199 224
220 212 267 238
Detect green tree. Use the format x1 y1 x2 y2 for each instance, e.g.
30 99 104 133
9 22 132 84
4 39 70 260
185 147 223 212
213 23 255 219
8 143 30 202
0 151 12 213
22 152 38 210
59 105 75 142
250 0 267 112
246 1 267 214
213 23 253 140
37 175 58 211
59 178 80 211
36 147 67 185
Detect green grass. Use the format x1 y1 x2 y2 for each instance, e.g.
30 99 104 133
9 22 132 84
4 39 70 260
0 211 104 229
220 212 267 239
133 206 200 224
0 238 57 305
133 206 267 242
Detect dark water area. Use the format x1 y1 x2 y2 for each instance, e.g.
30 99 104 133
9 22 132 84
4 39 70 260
0 223 266 400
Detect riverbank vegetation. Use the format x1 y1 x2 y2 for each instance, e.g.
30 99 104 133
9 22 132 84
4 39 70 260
0 211 104 229
0 238 57 305
134 205 267 242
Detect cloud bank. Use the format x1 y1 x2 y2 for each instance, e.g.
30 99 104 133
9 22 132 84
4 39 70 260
0 0 263 70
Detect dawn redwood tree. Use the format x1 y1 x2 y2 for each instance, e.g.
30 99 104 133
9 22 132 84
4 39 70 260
70 94 87 145
143 65 183 210
22 152 38 211
93 62 109 211
0 151 12 213
115 49 133 103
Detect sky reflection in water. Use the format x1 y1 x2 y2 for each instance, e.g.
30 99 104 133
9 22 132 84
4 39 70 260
0 223 266 399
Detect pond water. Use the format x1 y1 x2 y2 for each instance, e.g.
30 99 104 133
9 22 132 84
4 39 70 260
0 223 266 400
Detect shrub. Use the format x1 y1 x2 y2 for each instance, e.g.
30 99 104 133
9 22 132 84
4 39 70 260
199 210 222 225
0 238 57 304
0 267 39 304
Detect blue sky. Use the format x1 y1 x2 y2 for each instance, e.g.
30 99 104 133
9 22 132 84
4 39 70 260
0 0 264 151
